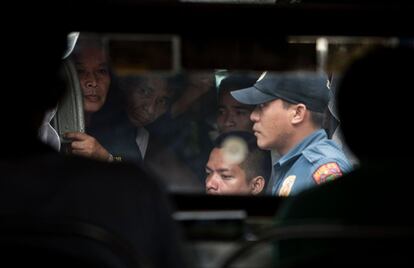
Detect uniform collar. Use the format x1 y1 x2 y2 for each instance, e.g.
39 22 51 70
276 129 327 166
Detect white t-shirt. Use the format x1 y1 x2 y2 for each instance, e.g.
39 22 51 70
38 108 61 151
135 127 149 159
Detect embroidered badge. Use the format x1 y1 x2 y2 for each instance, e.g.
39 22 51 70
313 162 343 184
278 175 296 197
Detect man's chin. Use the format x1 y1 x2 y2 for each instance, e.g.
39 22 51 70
131 117 158 127
257 141 270 151
84 104 102 114
130 118 148 128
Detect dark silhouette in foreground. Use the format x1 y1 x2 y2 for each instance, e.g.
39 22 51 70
274 46 414 267
0 30 185 268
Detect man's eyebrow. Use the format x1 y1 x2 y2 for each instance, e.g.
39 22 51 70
135 83 154 91
138 85 155 93
232 105 251 110
217 168 231 173
205 166 213 172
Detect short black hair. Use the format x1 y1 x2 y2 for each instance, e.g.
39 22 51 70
119 74 174 97
71 34 107 58
218 73 258 98
214 131 271 185
282 100 325 128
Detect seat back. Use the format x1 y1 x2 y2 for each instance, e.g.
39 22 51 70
0 218 142 268
220 223 414 268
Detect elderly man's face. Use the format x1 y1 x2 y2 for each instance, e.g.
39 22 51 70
126 77 172 127
74 46 110 114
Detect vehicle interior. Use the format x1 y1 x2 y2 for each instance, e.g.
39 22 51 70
14 1 414 267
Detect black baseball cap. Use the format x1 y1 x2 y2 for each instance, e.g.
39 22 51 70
231 71 330 113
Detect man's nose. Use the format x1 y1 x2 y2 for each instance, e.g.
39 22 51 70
206 175 219 193
250 107 260 122
85 72 98 88
144 98 158 115
224 113 235 127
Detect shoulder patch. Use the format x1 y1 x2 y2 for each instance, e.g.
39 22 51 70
313 162 343 184
278 175 296 197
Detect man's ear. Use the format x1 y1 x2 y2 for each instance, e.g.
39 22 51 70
291 104 307 125
250 176 265 195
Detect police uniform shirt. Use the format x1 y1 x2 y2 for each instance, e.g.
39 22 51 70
271 129 352 196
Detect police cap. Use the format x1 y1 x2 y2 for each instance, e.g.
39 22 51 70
231 71 330 113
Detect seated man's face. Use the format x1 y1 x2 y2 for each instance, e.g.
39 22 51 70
217 91 254 133
74 46 110 114
126 77 172 127
205 148 252 195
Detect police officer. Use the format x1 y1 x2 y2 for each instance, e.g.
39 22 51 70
231 71 352 196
